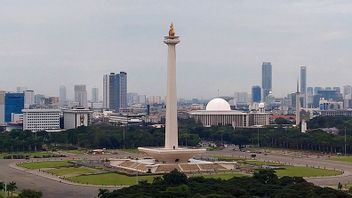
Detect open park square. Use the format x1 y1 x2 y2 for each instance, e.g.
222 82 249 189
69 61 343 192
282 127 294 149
1 147 352 198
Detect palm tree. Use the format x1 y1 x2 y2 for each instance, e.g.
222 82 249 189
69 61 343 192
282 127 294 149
0 182 5 192
98 189 109 198
6 181 17 197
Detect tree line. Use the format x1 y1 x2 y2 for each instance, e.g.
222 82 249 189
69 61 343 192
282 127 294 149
0 116 351 154
0 121 201 152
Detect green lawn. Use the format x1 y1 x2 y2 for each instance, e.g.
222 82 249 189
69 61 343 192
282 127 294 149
0 151 55 159
62 150 87 155
210 155 244 162
47 167 98 177
18 160 72 170
329 156 352 164
275 166 341 177
244 160 282 166
0 190 19 197
69 173 155 185
191 172 247 180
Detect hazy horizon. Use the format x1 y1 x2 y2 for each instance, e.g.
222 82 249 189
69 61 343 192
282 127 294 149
0 0 351 99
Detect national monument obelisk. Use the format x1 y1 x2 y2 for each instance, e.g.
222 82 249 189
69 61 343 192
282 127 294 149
164 23 179 150
138 24 205 163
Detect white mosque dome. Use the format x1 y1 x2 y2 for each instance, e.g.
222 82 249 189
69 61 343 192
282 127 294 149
206 98 231 111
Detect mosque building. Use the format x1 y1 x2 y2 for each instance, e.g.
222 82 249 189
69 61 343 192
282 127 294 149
189 98 269 127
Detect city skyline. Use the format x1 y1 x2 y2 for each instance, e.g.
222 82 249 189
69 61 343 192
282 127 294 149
0 1 352 98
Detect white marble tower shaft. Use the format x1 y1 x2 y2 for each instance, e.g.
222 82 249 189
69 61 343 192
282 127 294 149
164 26 180 149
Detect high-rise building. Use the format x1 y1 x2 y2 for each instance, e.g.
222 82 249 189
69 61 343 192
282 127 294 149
104 72 127 112
34 94 45 105
333 87 341 93
24 90 34 109
138 95 147 104
343 85 352 99
314 87 323 95
233 92 249 104
261 62 272 100
16 87 27 93
251 86 261 103
0 91 5 124
74 85 88 108
127 93 139 105
119 72 127 110
307 87 314 108
5 93 24 122
108 73 116 110
103 74 109 109
300 66 307 108
59 85 67 107
147 96 162 105
91 88 99 103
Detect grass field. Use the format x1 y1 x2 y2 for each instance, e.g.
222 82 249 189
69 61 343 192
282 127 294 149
275 166 341 177
18 160 72 170
243 160 282 166
191 172 247 180
0 151 55 159
47 167 98 177
69 173 155 185
329 156 352 164
62 150 87 155
210 155 244 162
0 190 19 197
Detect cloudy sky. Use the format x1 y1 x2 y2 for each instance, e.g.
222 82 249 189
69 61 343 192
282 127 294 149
0 0 351 99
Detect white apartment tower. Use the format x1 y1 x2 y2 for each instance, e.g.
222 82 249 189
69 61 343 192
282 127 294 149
59 85 67 107
74 85 88 108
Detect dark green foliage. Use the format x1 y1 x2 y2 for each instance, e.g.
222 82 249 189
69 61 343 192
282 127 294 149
18 189 43 198
97 169 352 198
253 169 279 184
162 169 188 185
274 118 293 125
308 116 352 133
0 122 201 152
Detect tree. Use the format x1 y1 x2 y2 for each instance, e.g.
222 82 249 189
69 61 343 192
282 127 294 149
253 169 279 184
162 169 188 185
338 182 342 190
6 181 17 197
18 189 43 198
98 189 110 198
0 182 4 191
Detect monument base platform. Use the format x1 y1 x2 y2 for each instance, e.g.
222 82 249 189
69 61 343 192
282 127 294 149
138 147 206 163
109 158 237 174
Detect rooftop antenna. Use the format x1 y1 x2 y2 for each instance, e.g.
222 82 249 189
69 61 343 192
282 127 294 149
217 89 220 97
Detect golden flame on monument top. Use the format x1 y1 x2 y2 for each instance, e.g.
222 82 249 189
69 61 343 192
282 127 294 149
168 23 175 37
